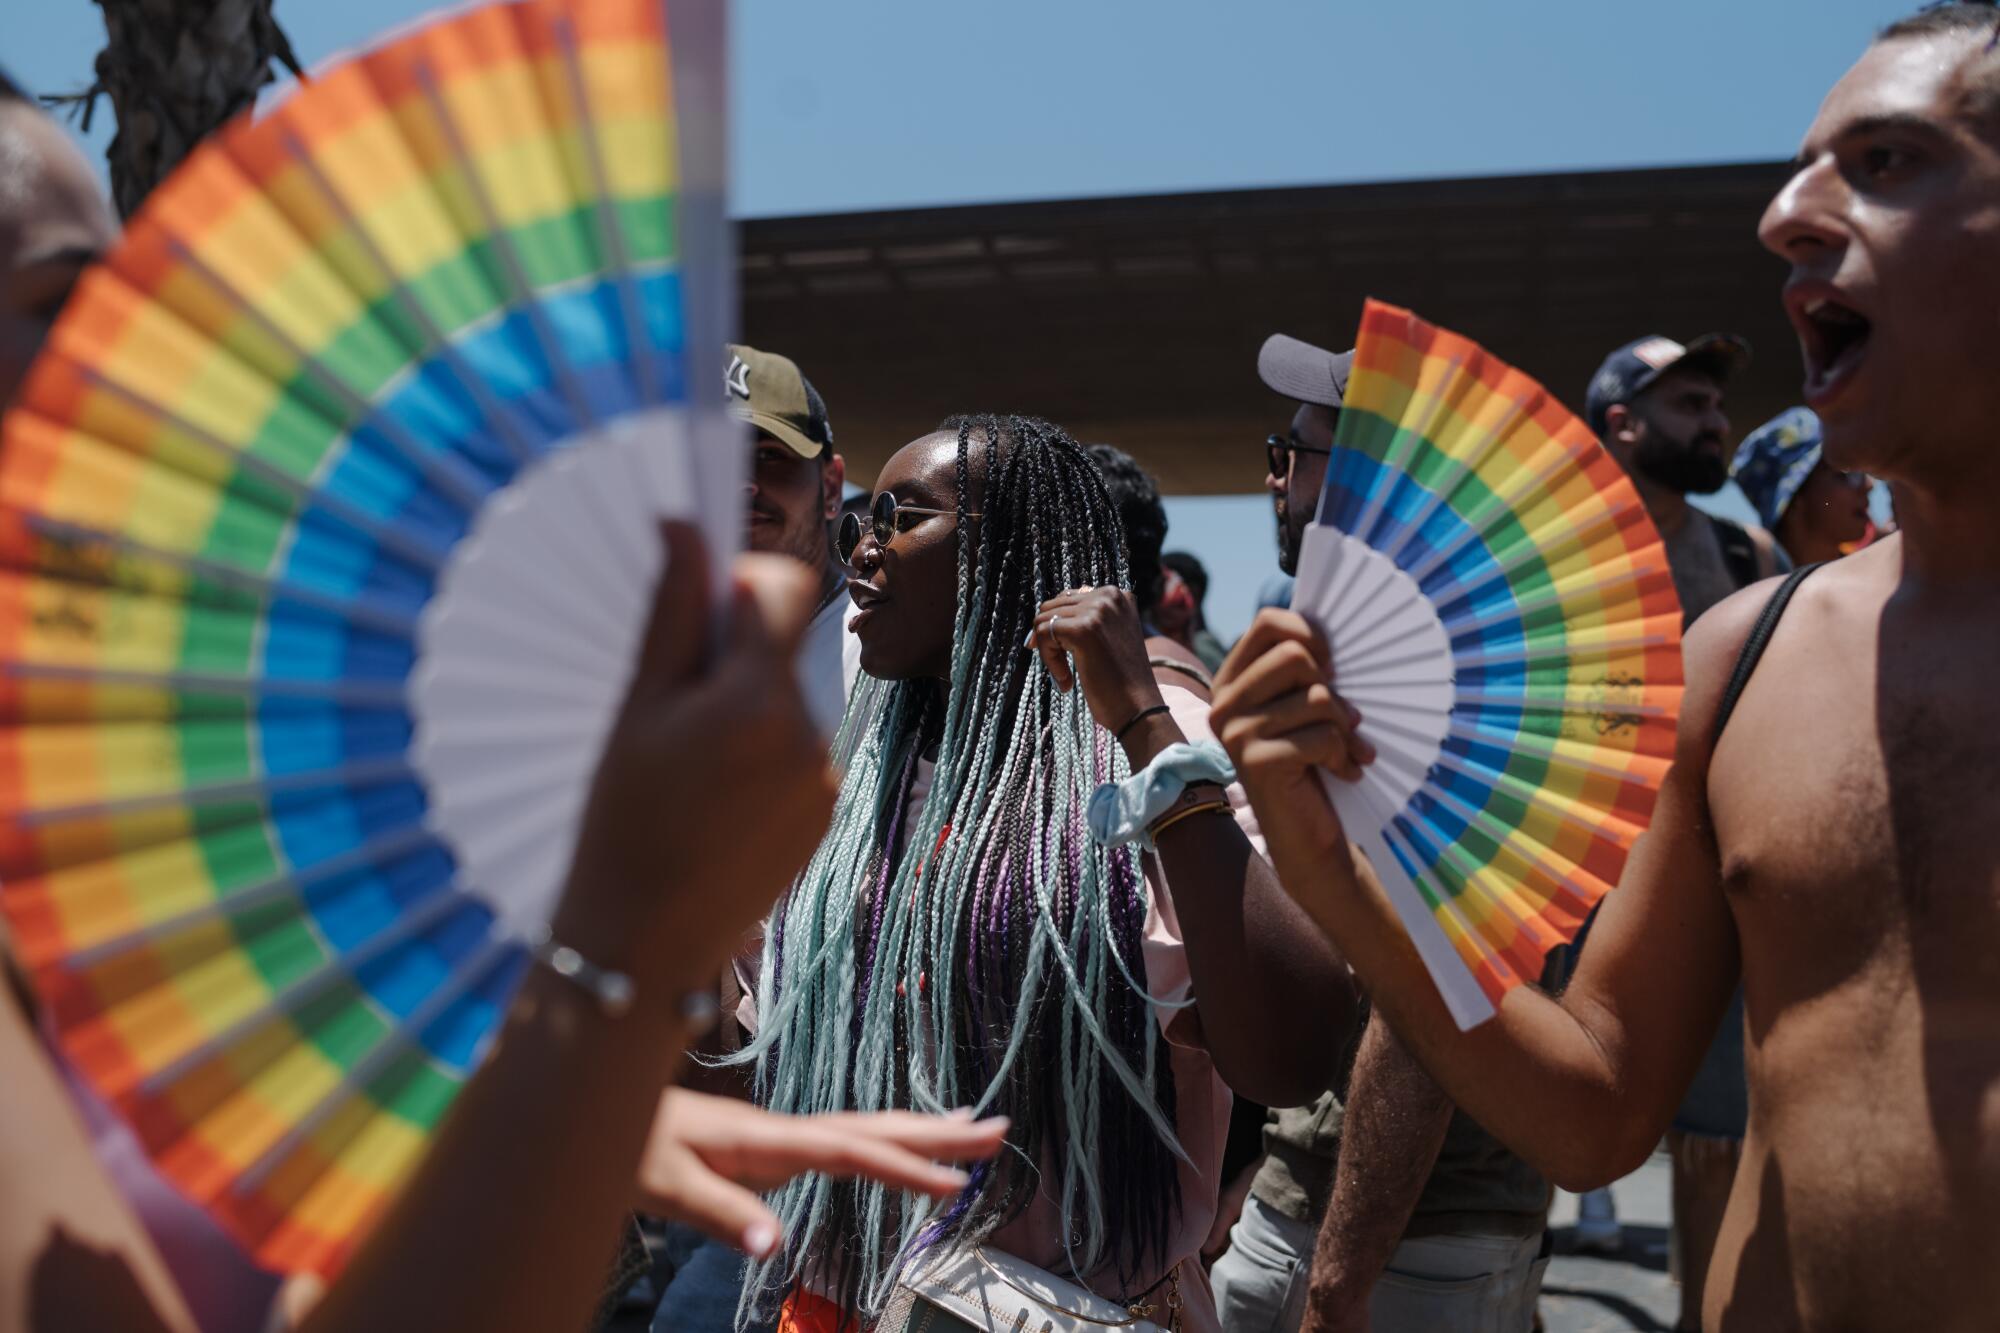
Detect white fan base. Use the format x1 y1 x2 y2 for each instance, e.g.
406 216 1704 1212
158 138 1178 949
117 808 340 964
1292 524 1496 1030
409 410 711 938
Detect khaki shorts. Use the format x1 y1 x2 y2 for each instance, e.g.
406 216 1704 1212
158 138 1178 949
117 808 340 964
1211 1196 1549 1333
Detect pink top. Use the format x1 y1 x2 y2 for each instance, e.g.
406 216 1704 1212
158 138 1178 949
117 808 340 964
741 684 1259 1333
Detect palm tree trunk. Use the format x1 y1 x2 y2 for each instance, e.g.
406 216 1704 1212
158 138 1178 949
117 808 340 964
89 0 301 216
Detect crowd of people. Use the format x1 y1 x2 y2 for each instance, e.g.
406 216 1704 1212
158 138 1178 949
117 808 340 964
2 4 1999 1332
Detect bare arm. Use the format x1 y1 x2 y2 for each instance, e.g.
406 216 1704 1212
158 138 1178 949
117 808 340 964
1210 590 1771 1189
1121 696 1356 1105
302 948 714 1333
1031 589 1357 1106
302 532 837 1332
0 983 197 1333
1299 1014 1452 1333
6 533 1000 1333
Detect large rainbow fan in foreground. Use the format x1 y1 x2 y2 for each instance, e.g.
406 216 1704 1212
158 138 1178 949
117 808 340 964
1295 300 1683 1030
0 0 732 1274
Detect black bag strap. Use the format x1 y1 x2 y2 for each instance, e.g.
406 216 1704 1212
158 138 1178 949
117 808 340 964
1713 562 1825 739
1710 515 1764 591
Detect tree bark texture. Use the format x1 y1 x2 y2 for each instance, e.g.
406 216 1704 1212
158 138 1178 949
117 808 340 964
90 0 300 216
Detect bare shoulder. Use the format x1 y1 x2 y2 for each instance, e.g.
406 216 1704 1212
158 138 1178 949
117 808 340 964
1679 553 1880 753
1678 576 1790 757
1145 633 1213 703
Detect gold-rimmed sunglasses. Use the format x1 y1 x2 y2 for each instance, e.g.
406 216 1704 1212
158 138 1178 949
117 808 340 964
837 491 982 565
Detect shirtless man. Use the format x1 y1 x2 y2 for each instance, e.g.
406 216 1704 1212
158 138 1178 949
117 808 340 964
1208 7 2000 1328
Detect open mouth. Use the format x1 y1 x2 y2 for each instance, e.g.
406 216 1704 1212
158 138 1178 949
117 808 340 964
846 578 886 632
1794 291 1872 407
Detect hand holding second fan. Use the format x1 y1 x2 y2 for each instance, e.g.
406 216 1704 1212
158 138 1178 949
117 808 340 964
1218 301 1683 1030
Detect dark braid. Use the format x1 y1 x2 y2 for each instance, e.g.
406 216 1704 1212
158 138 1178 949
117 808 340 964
1084 442 1168 619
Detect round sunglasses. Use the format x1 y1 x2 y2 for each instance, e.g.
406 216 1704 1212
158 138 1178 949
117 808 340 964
837 491 981 565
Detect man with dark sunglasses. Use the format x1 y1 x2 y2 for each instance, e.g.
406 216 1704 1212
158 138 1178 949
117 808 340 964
1207 334 1551 1333
725 343 860 738
1256 334 1347 581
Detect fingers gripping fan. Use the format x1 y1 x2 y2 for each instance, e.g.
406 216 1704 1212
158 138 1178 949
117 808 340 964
0 0 735 1274
1293 301 1683 1029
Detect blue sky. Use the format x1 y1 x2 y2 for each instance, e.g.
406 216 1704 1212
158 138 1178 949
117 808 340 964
13 1 1911 218
11 0 1909 635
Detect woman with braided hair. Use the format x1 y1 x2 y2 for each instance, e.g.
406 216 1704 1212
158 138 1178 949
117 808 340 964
730 415 1354 1333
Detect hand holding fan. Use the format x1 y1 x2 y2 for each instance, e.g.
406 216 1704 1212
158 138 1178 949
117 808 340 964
1294 300 1683 1029
0 0 732 1274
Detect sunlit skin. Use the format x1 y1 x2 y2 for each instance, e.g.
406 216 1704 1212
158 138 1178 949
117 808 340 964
843 432 969 682
0 103 116 409
745 431 845 598
1211 26 2000 1332
1763 35 2000 490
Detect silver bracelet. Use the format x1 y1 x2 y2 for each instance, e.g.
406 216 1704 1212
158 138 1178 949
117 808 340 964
525 924 723 1032
528 924 635 1017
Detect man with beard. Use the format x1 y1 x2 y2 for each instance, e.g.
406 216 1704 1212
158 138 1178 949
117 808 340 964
1577 336 1782 1310
632 345 860 1333
1586 335 1786 622
1207 336 1552 1333
725 343 860 736
1210 7 2000 1326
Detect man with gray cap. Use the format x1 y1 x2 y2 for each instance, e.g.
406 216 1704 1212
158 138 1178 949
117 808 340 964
1207 334 1552 1333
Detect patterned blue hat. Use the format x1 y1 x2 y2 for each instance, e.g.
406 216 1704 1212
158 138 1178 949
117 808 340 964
1731 407 1823 531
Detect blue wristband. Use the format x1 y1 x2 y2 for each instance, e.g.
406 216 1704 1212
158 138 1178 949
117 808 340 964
1087 741 1236 849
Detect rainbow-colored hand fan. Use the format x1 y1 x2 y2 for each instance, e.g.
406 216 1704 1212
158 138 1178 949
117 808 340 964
1294 300 1683 1030
0 0 733 1274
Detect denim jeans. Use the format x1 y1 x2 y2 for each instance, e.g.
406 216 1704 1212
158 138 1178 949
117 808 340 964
1210 1195 1549 1333
648 1226 776 1333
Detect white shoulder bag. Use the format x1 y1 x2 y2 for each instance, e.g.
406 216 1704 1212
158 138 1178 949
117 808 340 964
880 1247 1181 1333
